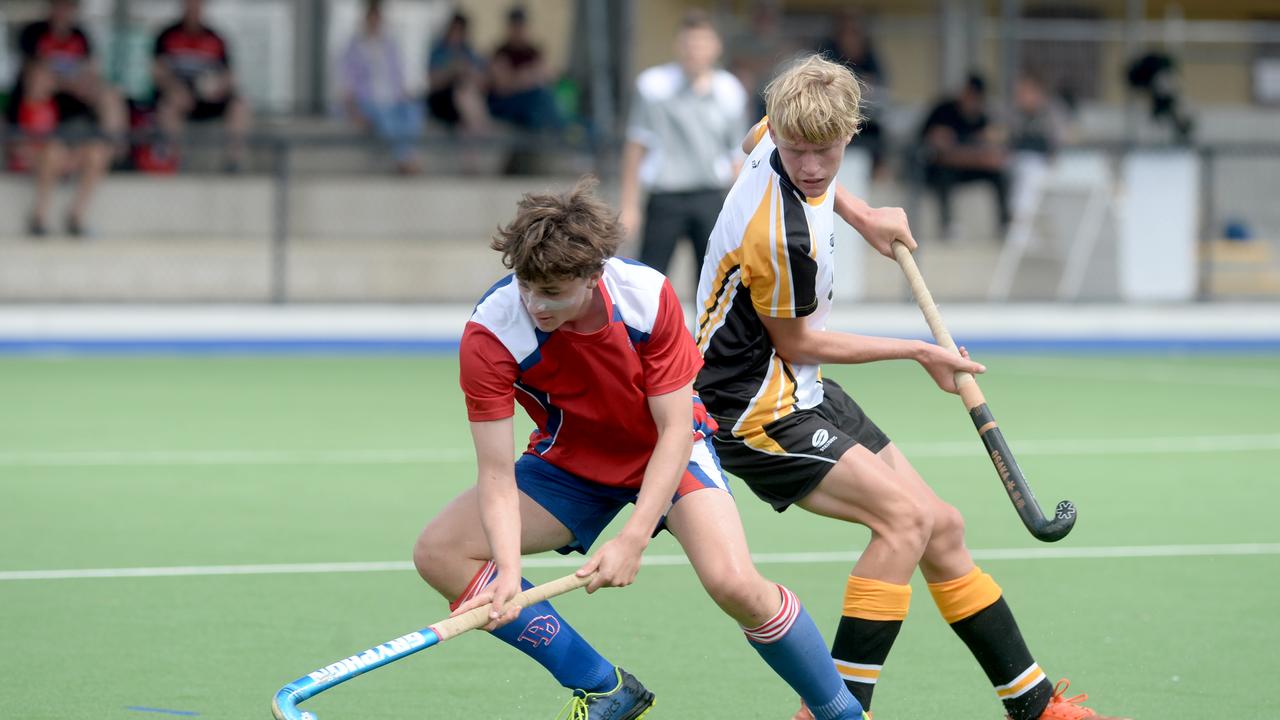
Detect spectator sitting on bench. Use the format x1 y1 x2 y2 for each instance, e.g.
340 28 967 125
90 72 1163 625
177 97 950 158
486 6 562 133
6 0 121 237
339 0 423 174
152 0 250 171
426 11 490 136
918 73 1011 241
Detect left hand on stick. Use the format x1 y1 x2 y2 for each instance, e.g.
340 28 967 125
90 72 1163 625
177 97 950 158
576 532 647 593
450 572 523 631
919 344 987 394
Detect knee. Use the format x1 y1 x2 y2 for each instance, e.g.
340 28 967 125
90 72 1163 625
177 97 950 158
412 522 452 586
702 568 774 619
880 495 934 558
930 502 966 550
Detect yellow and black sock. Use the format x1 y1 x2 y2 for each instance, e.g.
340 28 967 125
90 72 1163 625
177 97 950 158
829 575 911 711
929 567 1053 720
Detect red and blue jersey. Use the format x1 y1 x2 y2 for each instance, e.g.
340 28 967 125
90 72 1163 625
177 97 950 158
460 258 715 488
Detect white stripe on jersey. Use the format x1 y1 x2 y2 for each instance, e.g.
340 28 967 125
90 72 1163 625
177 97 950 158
470 258 668 364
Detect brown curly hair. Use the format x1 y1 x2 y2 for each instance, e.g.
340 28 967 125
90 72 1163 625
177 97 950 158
491 176 622 282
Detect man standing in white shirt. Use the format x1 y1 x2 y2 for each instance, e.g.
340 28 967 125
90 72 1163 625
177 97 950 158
620 10 748 295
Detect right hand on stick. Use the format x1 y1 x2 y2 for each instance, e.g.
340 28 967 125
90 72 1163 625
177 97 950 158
919 343 986 394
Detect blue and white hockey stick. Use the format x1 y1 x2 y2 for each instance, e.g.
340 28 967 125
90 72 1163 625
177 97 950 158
271 572 592 720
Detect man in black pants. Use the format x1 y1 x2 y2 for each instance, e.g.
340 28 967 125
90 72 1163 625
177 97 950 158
619 10 748 294
918 74 1011 240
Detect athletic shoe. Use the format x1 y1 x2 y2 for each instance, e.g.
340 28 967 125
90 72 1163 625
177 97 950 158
1025 679 1130 720
557 667 655 720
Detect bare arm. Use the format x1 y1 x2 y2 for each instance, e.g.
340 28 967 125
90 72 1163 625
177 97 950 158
577 382 695 592
759 315 985 394
619 139 648 238
468 416 523 624
834 184 918 258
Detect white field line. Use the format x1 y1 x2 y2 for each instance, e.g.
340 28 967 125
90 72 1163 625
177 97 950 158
2 433 1280 468
994 362 1280 390
0 448 474 467
3 543 1279 582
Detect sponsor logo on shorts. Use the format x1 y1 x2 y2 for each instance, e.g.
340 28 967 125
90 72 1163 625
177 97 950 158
306 631 428 685
518 614 561 647
811 429 838 452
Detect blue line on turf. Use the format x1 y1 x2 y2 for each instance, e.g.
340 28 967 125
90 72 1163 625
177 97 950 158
125 708 200 716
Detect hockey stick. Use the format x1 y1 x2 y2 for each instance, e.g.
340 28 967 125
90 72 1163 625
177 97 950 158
271 572 593 720
891 241 1076 542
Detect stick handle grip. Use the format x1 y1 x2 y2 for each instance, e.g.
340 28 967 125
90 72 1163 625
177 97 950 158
431 572 592 641
891 242 986 410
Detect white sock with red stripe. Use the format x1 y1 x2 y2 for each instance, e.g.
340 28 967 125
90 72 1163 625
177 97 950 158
742 585 864 720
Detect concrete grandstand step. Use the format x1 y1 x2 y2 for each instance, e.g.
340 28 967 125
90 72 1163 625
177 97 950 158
0 237 272 301
0 236 509 302
0 176 274 239
862 241 1005 302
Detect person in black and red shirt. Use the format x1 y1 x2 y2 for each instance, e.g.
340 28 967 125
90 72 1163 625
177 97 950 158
152 0 251 169
7 0 123 237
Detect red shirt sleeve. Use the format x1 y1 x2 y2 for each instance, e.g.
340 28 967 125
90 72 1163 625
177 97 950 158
459 321 518 421
638 281 703 396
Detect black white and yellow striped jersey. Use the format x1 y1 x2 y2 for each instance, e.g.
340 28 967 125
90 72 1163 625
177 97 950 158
693 120 836 444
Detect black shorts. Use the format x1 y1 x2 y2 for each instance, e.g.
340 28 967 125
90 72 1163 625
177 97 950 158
712 379 890 512
190 97 231 121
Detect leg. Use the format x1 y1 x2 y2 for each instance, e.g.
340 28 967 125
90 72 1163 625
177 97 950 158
69 139 111 233
925 163 956 233
797 444 932 583
876 443 1057 720
413 485 572 596
683 189 724 298
387 101 423 172
31 140 69 233
638 193 681 274
794 445 924 711
988 168 1013 232
412 484 620 695
665 456 862 720
225 96 251 168
157 87 194 140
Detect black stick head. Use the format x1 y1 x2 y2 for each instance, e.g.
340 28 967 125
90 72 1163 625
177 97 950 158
1031 501 1077 542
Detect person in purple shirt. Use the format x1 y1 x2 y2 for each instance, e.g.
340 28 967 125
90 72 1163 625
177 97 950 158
338 0 423 173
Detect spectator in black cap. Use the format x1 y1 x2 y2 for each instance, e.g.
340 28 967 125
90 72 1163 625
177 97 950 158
917 73 1011 240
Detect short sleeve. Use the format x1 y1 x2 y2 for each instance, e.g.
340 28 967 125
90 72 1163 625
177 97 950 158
747 116 769 149
637 281 702 396
459 322 519 421
625 81 657 147
741 184 819 319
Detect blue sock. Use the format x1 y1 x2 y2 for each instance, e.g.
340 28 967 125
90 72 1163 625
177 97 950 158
743 585 864 720
455 563 616 693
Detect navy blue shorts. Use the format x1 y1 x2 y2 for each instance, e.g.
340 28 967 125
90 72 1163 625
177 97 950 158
515 437 731 555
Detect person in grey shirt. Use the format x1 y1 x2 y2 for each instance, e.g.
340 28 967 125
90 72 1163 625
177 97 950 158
620 10 749 288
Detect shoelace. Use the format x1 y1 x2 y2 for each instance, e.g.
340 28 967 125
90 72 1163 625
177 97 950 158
1045 679 1094 718
554 695 589 720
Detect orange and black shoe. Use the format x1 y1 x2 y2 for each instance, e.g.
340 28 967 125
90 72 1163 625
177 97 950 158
1022 680 1130 720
